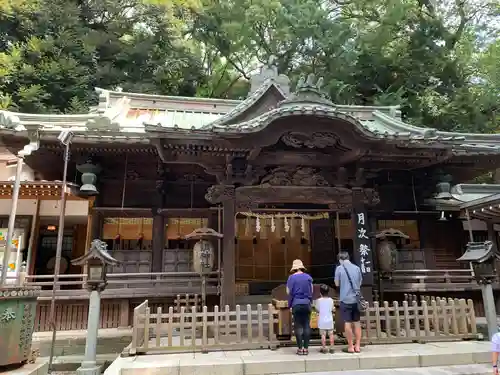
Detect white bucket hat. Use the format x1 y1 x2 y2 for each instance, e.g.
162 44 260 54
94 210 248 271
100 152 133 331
290 259 305 272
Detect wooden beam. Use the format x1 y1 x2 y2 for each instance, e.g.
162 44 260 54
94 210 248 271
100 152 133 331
254 150 362 167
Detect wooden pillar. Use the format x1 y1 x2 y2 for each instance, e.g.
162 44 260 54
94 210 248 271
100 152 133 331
27 198 41 275
351 187 374 301
222 191 236 307
207 210 220 269
487 222 498 250
151 210 165 272
90 210 102 240
205 185 236 307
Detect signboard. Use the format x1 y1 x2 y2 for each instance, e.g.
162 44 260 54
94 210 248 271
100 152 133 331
352 210 374 285
0 228 25 272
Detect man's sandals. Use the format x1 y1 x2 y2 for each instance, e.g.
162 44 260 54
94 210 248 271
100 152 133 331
342 347 361 353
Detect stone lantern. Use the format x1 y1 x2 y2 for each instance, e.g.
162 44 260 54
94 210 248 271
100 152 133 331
71 240 120 375
457 240 499 339
185 227 223 306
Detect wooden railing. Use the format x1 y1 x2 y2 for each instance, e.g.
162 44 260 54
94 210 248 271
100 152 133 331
127 302 279 355
378 269 480 291
381 269 474 283
24 271 220 299
127 298 479 355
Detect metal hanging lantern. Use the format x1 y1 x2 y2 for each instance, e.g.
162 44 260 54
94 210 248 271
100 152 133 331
76 160 101 196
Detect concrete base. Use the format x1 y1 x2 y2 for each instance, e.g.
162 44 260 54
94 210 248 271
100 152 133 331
1 359 48 375
104 341 491 375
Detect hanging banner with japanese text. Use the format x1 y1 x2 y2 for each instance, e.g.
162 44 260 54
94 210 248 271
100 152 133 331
352 208 374 285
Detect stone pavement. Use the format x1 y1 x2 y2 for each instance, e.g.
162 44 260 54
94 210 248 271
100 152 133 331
104 341 491 375
32 328 132 357
283 364 492 374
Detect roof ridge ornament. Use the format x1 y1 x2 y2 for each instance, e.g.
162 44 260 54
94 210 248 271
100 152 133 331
297 73 324 93
249 55 290 96
85 96 130 131
279 73 334 107
0 111 21 130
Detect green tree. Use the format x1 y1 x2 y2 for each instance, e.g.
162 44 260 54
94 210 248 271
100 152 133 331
191 0 499 132
0 0 205 113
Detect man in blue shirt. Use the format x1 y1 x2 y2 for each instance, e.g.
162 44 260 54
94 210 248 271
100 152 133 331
334 251 363 353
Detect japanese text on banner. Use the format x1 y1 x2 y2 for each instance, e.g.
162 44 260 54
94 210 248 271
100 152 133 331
356 213 371 274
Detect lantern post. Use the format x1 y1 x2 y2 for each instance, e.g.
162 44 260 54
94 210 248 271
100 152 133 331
457 240 499 340
71 239 120 375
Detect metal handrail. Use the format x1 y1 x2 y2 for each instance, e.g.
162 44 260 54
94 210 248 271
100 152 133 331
24 271 220 289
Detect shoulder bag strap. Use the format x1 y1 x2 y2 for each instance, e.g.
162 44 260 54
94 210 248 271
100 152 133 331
342 264 357 292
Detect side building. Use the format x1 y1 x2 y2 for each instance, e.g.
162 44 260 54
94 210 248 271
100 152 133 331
1 61 500 330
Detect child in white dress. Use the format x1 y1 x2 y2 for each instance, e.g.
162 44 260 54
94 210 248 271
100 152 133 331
315 284 335 353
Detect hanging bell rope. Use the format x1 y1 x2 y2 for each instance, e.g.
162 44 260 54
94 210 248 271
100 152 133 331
290 218 296 238
260 218 268 239
244 217 251 237
275 217 282 238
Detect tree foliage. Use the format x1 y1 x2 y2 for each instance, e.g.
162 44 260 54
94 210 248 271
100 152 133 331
0 0 499 133
0 0 204 112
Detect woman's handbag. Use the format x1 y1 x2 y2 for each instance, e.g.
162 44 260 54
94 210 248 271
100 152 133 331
342 265 369 313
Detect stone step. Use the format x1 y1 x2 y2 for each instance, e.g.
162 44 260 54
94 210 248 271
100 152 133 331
104 341 491 375
283 364 491 375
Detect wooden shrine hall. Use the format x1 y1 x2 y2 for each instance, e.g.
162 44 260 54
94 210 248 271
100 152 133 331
1 60 500 329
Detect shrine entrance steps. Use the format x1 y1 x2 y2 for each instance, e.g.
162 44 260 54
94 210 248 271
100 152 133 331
104 341 490 375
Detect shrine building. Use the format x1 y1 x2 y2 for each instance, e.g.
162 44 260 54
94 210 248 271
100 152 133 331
1 61 500 329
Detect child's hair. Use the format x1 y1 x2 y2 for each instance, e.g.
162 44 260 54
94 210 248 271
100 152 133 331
320 284 329 296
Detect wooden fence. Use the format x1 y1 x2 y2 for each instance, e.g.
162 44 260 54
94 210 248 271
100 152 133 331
127 298 479 355
362 298 478 344
35 300 123 331
127 301 279 355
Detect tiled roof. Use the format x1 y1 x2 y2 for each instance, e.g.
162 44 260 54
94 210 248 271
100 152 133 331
0 68 499 154
428 184 500 211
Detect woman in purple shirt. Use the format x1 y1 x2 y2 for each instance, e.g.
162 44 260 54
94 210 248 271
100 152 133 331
286 259 313 355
